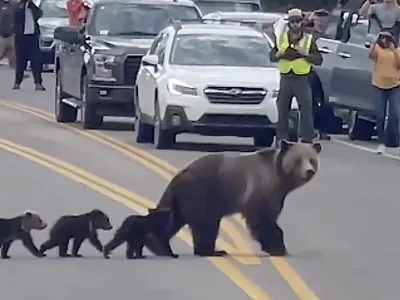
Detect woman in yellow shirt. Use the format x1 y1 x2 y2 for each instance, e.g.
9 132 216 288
369 31 400 154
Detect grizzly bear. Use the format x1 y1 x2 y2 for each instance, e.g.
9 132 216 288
0 211 47 259
145 140 322 257
103 208 179 259
39 209 112 257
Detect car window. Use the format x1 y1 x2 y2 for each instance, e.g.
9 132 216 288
40 0 69 18
196 1 260 15
170 33 272 67
148 33 166 54
89 3 201 36
155 34 169 64
347 22 368 45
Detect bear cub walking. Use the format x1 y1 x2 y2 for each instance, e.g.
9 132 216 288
103 208 178 259
0 211 47 259
40 209 112 257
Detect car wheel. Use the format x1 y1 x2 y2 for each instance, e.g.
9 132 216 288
55 70 77 123
253 129 275 147
135 96 154 143
153 102 175 149
80 75 103 130
348 110 374 141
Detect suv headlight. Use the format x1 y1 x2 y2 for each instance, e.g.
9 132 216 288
167 78 197 96
93 53 116 78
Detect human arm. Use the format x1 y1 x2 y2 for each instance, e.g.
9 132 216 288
28 1 43 19
359 0 374 17
391 46 400 68
269 46 285 62
368 42 378 60
295 36 322 65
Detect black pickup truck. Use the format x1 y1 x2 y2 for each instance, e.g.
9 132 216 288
53 0 202 129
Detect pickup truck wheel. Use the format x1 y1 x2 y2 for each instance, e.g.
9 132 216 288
80 76 103 130
253 129 275 147
348 110 374 141
55 70 77 123
153 103 175 149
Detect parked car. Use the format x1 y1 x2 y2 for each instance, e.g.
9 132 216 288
134 21 299 149
53 0 202 129
38 0 69 72
194 0 261 15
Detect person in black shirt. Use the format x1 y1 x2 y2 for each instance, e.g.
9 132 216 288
13 0 44 91
0 0 16 68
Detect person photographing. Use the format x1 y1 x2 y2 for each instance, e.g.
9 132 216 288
270 8 323 145
369 31 400 154
13 0 44 91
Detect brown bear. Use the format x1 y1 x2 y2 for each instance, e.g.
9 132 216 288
39 209 112 257
145 140 322 257
0 211 47 259
103 208 179 259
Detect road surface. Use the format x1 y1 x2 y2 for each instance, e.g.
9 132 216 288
0 66 400 300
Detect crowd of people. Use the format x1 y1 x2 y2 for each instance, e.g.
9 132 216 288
0 0 400 151
0 0 90 90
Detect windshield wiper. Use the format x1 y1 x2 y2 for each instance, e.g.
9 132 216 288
109 31 157 36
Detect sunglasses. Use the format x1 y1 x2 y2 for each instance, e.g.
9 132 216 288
288 19 303 24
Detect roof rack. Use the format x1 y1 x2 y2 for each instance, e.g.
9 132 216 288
203 18 263 31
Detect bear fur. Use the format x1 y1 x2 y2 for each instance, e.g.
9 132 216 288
39 209 112 257
146 140 321 257
0 211 47 259
103 208 178 259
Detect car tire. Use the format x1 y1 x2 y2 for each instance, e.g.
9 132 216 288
80 75 103 130
253 129 275 147
348 110 374 141
55 70 77 123
135 95 154 143
153 102 175 149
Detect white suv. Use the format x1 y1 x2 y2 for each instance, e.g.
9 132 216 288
134 22 299 149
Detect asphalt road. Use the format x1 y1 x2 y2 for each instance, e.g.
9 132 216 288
1 65 400 299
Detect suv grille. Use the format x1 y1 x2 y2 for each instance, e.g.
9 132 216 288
204 86 266 105
123 55 142 85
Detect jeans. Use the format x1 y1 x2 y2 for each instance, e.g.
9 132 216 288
374 86 400 144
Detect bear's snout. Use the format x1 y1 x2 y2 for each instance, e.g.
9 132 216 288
305 169 315 180
40 222 47 230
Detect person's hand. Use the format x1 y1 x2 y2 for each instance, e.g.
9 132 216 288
389 42 396 50
293 45 309 57
276 49 285 57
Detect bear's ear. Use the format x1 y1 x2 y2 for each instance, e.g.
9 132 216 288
24 211 32 218
280 139 292 153
312 142 322 154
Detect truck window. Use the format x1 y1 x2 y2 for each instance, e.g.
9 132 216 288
195 1 261 15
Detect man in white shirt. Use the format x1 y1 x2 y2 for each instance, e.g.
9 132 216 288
12 0 44 90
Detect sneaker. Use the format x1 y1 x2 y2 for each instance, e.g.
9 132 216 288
35 84 45 91
12 84 20 90
376 144 385 154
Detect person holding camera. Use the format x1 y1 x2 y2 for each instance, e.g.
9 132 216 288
369 31 400 154
270 8 323 145
12 0 44 91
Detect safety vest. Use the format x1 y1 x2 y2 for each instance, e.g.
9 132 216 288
277 32 313 75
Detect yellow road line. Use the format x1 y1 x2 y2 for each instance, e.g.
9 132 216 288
0 101 320 300
0 138 271 300
1 101 259 265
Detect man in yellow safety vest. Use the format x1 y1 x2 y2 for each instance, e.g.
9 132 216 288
270 8 323 145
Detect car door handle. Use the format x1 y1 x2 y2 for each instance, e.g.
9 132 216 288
318 47 332 53
337 52 351 58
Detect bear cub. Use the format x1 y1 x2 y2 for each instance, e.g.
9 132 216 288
39 209 112 257
0 211 47 259
103 208 178 259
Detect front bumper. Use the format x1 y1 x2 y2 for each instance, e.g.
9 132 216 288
161 105 276 137
87 82 135 117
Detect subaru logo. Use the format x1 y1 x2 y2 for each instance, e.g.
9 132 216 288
228 88 242 95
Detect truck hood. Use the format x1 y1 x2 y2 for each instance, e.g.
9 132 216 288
168 66 280 88
90 36 153 55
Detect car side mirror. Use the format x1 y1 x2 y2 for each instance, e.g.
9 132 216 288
54 26 84 45
142 54 159 66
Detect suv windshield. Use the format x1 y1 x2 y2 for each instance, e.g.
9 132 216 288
170 33 272 67
196 1 260 15
40 0 68 18
91 3 201 36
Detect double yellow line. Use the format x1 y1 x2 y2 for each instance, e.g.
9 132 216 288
0 100 319 300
